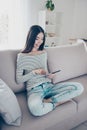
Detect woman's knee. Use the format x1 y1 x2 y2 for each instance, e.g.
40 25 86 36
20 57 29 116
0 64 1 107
67 82 84 92
28 95 43 116
70 82 84 97
76 83 84 94
28 95 53 116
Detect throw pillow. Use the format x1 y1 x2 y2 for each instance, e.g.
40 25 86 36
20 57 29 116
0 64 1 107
0 79 22 126
46 43 87 84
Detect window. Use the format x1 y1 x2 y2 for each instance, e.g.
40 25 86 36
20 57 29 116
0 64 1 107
0 0 8 50
0 0 29 50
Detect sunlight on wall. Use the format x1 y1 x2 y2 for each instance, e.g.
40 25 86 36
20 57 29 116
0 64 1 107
0 0 29 50
0 0 8 50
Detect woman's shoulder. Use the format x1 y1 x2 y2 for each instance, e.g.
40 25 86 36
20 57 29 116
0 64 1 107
17 52 24 57
17 52 26 60
17 50 47 58
26 50 46 56
42 50 46 53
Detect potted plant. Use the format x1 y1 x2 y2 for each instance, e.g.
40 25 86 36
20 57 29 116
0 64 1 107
45 0 55 11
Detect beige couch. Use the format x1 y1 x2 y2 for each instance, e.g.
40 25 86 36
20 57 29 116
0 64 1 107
0 43 87 130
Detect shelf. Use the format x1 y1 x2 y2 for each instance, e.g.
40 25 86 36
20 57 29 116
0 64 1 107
46 24 56 26
38 10 62 47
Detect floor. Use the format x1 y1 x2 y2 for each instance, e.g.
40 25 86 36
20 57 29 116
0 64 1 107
71 120 87 130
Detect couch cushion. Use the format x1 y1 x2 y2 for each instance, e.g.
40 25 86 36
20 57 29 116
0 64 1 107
46 43 87 84
64 74 87 112
0 79 22 126
0 50 24 92
2 75 87 130
2 91 77 130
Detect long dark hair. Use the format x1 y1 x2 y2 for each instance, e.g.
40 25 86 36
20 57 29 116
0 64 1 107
22 25 45 53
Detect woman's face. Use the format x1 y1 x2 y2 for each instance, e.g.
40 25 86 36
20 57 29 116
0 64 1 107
34 32 44 50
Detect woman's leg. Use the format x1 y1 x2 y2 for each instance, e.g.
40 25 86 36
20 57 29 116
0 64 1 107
27 82 84 116
50 82 84 107
27 87 54 116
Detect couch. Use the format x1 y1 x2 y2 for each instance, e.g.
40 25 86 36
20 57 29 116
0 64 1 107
0 42 87 130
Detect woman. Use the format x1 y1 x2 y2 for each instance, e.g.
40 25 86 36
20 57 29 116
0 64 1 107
16 25 84 116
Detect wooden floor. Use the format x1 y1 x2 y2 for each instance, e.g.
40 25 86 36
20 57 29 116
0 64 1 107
71 120 87 130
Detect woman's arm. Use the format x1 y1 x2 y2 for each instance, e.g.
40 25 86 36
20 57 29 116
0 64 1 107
16 67 47 84
16 54 36 84
16 67 36 84
16 52 47 84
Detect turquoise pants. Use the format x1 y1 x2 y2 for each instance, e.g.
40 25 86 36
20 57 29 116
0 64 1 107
27 82 84 116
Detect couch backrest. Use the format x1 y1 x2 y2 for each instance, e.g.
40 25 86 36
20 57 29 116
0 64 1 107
0 50 24 93
46 43 87 84
0 43 87 92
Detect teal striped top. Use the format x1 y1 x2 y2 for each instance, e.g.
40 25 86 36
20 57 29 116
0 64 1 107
16 51 51 91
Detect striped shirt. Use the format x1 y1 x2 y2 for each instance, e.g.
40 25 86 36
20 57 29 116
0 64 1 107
16 51 51 91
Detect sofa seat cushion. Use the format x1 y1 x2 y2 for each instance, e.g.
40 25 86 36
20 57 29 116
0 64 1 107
2 92 77 130
46 43 87 84
64 74 87 112
2 75 87 130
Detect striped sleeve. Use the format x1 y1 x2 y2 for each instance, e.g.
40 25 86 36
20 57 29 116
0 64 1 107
16 54 35 84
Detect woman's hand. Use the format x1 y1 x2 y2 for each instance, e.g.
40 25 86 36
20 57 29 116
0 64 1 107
33 69 46 75
47 73 55 79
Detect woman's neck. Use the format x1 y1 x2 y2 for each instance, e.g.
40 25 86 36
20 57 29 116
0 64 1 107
29 48 45 55
31 47 38 52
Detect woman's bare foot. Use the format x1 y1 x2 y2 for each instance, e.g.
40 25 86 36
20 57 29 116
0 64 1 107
43 98 52 103
43 99 70 107
55 100 70 107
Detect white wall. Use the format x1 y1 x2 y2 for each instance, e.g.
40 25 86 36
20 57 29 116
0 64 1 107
28 0 45 27
54 0 75 44
0 0 8 49
72 0 87 39
2 0 86 49
28 0 87 45
8 0 30 49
